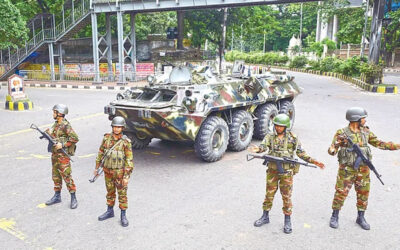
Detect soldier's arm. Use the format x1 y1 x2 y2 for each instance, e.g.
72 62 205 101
296 139 317 164
368 130 400 150
95 137 106 169
123 141 134 178
64 123 79 147
328 129 342 156
257 134 271 153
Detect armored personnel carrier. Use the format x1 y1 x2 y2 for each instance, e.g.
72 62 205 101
104 63 300 162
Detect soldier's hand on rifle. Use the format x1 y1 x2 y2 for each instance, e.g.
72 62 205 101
336 135 347 146
55 142 63 150
313 160 325 169
122 178 129 188
248 144 260 153
93 169 99 176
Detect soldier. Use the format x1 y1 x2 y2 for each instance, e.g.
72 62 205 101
249 114 325 234
328 107 400 230
94 116 134 227
45 104 79 209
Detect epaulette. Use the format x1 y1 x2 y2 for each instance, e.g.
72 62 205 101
104 133 111 137
122 135 131 143
289 131 297 138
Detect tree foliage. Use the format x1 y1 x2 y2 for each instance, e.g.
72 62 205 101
0 0 28 48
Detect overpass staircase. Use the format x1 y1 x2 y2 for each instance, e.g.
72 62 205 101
0 0 90 80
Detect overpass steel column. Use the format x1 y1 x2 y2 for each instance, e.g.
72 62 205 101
91 12 101 83
106 13 113 81
58 44 64 80
48 43 55 81
117 10 125 83
130 13 137 81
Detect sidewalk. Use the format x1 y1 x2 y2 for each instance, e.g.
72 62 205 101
0 79 148 91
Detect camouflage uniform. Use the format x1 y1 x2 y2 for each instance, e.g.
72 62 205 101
258 132 317 215
329 126 400 211
96 133 134 210
49 119 78 193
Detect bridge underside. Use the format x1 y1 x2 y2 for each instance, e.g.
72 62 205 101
93 0 319 13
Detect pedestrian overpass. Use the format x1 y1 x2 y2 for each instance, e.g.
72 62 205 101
0 0 318 82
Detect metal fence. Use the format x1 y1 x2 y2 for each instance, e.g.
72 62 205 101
0 0 90 78
18 70 159 82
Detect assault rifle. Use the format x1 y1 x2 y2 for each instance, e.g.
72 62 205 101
89 137 125 183
340 134 384 185
247 154 317 174
30 124 73 161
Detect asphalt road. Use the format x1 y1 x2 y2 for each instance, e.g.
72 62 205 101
0 74 399 249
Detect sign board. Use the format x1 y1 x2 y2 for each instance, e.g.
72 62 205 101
8 74 26 100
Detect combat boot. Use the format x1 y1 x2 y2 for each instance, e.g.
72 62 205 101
121 209 129 227
70 192 78 209
283 215 292 234
329 210 339 229
98 206 114 221
253 210 270 227
45 191 61 205
356 211 370 230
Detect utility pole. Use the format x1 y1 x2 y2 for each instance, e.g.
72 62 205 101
361 0 370 57
231 28 234 51
220 8 228 73
299 3 303 53
240 24 243 52
263 30 266 53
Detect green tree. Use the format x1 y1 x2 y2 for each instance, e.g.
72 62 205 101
0 0 28 48
382 9 400 65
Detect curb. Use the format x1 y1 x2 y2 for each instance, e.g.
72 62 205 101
384 68 400 73
273 67 398 94
5 99 34 111
0 82 136 91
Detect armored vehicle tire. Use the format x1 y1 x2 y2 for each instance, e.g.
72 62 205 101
228 110 254 151
253 103 278 140
279 100 295 130
195 116 229 162
124 131 152 149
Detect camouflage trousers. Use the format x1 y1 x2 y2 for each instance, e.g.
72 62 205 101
51 153 76 193
104 168 128 210
262 168 294 215
332 165 370 211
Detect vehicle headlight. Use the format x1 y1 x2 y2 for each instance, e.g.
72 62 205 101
147 75 155 84
104 105 116 115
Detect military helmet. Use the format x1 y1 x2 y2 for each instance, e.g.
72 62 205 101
111 116 126 127
273 114 291 128
52 104 68 115
346 107 368 122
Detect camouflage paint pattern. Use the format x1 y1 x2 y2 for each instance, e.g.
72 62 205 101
96 133 134 210
49 118 78 193
329 126 400 210
107 71 301 142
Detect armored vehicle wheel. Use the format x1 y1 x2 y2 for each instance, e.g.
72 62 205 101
228 110 254 151
253 103 278 140
195 116 229 162
279 100 295 130
124 132 152 149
